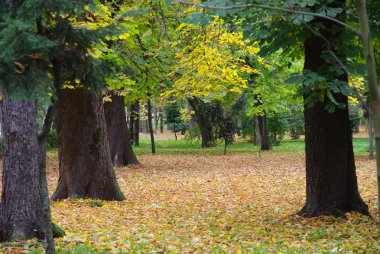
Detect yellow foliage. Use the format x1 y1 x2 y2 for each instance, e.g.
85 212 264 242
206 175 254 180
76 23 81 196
164 16 262 100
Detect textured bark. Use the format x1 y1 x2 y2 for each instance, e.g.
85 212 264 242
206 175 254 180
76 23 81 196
0 96 45 241
298 5 368 216
52 89 125 201
104 94 139 167
188 98 216 148
257 114 271 151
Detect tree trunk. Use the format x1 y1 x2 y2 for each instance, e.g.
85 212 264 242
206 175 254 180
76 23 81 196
52 88 125 201
298 7 368 216
131 101 140 146
160 111 164 133
188 98 216 148
147 100 156 154
0 96 45 241
368 111 374 160
104 94 139 167
38 105 56 253
356 0 380 221
253 116 261 146
257 114 271 150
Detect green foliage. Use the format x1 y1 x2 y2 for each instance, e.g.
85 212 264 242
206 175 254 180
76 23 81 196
48 129 58 149
349 105 362 133
241 115 255 141
268 112 289 145
164 102 188 135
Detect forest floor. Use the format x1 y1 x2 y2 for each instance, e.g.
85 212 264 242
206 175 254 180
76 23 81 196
0 131 379 253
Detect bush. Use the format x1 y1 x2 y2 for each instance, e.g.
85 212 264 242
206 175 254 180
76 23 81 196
268 113 288 145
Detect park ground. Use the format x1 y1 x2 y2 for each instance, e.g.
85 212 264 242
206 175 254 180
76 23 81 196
0 130 379 253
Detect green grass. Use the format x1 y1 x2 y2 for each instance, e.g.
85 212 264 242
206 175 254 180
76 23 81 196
134 137 372 156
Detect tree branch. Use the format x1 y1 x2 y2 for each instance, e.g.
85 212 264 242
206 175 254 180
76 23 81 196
172 0 360 36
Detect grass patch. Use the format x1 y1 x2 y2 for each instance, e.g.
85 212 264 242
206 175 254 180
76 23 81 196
134 137 372 156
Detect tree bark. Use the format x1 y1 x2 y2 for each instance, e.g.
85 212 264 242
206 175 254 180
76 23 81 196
0 96 45 241
104 94 139 167
253 116 261 146
188 98 216 148
257 114 271 150
52 88 125 201
298 6 368 216
147 100 156 154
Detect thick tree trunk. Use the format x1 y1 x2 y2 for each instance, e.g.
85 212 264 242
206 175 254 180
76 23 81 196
257 114 271 150
104 94 139 167
0 96 45 241
52 89 125 201
188 98 216 148
147 100 156 154
298 8 368 216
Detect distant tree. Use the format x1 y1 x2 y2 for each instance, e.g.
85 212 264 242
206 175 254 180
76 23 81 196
164 102 187 140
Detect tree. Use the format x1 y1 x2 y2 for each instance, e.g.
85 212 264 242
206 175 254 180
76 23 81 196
52 88 125 201
164 102 187 140
298 1 368 217
0 97 45 241
104 93 139 167
173 0 370 217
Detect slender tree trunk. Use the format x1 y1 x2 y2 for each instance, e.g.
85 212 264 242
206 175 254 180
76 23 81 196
298 6 368 216
368 111 374 160
356 0 380 222
147 100 156 154
131 101 140 147
129 106 134 145
104 94 139 167
38 106 56 254
160 112 164 133
52 88 125 201
257 114 271 150
154 105 158 134
0 96 45 241
188 98 216 148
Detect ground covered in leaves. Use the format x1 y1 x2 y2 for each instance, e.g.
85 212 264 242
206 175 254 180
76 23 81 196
0 149 379 253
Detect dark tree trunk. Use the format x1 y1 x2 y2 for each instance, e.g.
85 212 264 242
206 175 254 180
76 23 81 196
154 105 158 134
52 88 125 201
0 96 45 241
257 114 271 150
298 5 368 216
188 98 216 148
147 100 156 154
104 94 139 167
160 111 164 133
